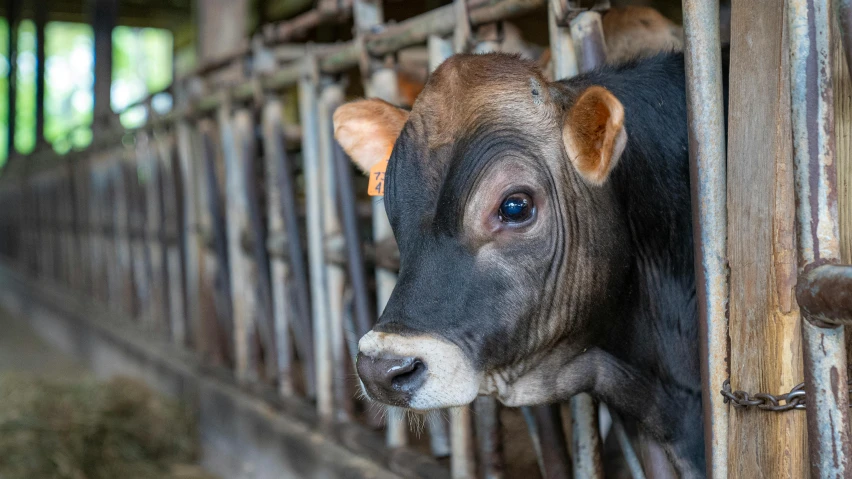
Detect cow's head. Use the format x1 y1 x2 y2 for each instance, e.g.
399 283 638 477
334 54 631 410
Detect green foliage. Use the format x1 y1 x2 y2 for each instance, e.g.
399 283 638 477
0 21 173 168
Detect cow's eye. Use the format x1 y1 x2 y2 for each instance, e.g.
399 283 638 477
498 193 533 223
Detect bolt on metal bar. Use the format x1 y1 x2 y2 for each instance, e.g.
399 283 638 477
788 0 852 475
680 1 729 477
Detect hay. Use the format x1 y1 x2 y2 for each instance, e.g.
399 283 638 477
0 373 216 479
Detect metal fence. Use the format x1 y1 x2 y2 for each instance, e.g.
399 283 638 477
0 0 851 478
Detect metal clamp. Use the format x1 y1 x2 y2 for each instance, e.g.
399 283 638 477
796 264 852 327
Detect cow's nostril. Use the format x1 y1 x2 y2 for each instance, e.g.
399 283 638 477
390 359 426 391
356 353 427 406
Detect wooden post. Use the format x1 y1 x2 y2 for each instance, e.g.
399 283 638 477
177 120 204 350
835 4 852 265
726 2 806 477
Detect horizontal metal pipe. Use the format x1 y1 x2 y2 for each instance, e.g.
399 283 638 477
796 264 852 326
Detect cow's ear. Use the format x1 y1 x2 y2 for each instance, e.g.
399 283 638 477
562 86 627 185
333 99 410 174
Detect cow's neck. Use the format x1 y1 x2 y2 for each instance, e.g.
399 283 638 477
589 52 701 389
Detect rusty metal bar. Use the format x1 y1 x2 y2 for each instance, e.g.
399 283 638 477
570 394 603 478
681 1 729 477
262 101 316 396
318 80 352 421
262 99 295 396
299 55 334 420
788 0 852 475
522 405 571 479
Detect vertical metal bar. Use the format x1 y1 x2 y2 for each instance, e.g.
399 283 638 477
570 12 607 74
788 0 852 476
176 121 203 350
6 0 18 158
681 1 729 477
611 412 647 479
557 9 607 479
113 161 135 314
353 0 408 445
522 404 571 479
221 107 260 382
262 103 316 396
262 99 295 396
318 81 351 421
35 0 46 145
450 405 476 479
199 121 235 367
92 0 117 130
474 396 504 479
571 394 603 479
548 0 578 80
299 55 334 419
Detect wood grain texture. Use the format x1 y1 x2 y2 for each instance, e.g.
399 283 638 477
834 10 852 264
726 2 806 477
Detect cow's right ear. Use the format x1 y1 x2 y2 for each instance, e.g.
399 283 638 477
333 99 410 174
562 86 627 185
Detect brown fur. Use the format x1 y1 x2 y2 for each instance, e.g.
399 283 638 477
333 98 410 174
563 86 626 185
602 6 684 64
412 54 557 150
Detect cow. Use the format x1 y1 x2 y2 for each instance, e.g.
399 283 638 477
334 49 718 477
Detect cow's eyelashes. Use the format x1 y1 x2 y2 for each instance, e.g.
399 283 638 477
498 193 534 224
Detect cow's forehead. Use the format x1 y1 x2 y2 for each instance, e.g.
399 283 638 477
410 53 558 149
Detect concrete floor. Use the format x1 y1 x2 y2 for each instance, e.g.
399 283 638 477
0 306 88 377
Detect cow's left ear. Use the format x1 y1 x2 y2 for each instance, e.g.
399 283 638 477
562 86 627 185
333 99 410 174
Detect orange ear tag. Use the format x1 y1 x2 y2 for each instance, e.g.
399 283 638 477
368 159 389 196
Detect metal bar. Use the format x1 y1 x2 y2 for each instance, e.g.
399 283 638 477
318 81 351 421
263 102 316 397
299 56 334 420
332 125 375 340
570 11 606 74
92 0 117 127
523 405 571 479
611 412 647 479
788 0 852 475
176 121 203 350
474 396 504 479
681 1 729 477
35 0 46 145
570 393 603 479
199 121 235 367
240 107 279 383
221 106 260 383
451 406 476 479
548 0 578 80
262 99 295 396
6 0 18 158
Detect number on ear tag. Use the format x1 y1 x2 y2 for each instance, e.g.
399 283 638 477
368 159 388 196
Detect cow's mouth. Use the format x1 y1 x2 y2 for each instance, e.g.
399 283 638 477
356 330 481 410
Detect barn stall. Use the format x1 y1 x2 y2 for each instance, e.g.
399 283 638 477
0 0 850 477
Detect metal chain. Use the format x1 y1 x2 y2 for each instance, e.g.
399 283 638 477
721 378 852 412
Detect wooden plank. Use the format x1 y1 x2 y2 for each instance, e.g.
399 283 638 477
726 2 806 477
834 9 852 264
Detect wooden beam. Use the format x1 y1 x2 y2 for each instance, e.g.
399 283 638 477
726 1 806 477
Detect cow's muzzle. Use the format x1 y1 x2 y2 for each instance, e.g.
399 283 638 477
357 330 481 410
355 354 427 407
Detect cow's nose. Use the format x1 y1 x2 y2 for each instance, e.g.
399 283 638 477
356 353 427 406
